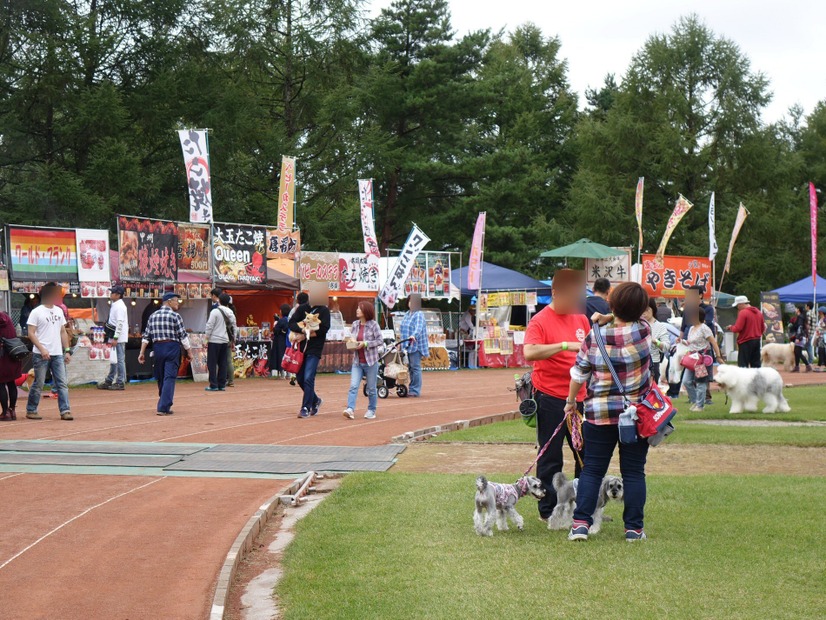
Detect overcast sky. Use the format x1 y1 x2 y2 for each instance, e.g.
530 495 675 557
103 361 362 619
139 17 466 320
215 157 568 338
368 0 825 124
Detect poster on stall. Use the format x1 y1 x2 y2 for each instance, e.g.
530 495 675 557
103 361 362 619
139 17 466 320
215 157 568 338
585 247 632 286
76 228 111 298
267 229 301 259
188 333 209 382
339 253 380 292
177 224 211 277
117 217 178 282
232 340 270 378
7 227 78 282
426 252 451 298
404 255 427 296
212 223 267 285
641 254 712 298
760 292 786 344
298 251 340 289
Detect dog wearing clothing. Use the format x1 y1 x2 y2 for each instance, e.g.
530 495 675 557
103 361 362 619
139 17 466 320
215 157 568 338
474 476 545 536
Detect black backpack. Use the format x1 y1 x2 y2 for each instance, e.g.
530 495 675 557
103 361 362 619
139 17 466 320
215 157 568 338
2 337 30 361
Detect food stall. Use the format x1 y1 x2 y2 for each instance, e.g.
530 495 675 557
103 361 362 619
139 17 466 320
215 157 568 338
451 261 550 369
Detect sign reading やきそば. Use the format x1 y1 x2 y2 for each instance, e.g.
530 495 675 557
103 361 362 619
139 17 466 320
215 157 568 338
641 254 711 298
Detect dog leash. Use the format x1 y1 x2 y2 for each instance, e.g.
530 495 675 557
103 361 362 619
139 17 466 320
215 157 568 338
522 411 583 478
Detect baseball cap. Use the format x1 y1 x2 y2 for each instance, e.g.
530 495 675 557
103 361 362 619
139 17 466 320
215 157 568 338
109 284 126 295
162 292 182 302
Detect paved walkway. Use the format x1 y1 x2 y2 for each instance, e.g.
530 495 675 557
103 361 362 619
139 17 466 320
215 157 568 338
0 369 517 620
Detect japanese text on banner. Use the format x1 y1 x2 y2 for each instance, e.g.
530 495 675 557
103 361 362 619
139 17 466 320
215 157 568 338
178 130 212 223
380 225 431 307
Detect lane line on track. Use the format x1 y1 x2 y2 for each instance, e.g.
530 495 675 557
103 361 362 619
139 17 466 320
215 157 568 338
0 477 164 572
0 473 23 482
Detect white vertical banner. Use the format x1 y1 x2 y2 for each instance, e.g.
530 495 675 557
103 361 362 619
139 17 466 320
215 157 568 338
178 129 213 223
358 179 380 258
709 191 718 261
379 225 431 308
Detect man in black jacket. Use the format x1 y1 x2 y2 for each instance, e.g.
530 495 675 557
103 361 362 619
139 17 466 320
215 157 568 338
289 284 331 418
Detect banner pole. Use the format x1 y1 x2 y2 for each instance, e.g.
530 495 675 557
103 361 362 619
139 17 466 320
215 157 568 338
473 214 486 368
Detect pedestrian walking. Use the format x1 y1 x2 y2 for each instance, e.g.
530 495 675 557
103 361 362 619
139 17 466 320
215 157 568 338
97 284 129 391
343 302 383 420
270 303 291 378
726 295 765 368
138 292 193 415
0 311 22 421
289 284 330 418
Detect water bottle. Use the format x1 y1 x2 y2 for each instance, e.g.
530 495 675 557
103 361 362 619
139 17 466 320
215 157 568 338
619 404 638 444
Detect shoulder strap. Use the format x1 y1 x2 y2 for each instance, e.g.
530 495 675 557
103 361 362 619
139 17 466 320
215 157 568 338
218 307 235 339
591 325 631 407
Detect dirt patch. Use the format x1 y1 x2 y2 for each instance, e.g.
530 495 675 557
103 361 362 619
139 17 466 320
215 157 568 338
393 442 826 476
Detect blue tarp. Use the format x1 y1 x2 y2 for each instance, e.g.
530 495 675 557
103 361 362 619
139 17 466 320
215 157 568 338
771 274 826 303
451 261 551 296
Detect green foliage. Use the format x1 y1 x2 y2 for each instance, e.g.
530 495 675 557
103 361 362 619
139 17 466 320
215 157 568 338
0 6 824 291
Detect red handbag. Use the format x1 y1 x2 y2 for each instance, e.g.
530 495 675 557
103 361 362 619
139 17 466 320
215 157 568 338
281 343 305 374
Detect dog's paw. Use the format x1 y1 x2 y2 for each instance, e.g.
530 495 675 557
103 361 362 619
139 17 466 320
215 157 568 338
603 515 613 523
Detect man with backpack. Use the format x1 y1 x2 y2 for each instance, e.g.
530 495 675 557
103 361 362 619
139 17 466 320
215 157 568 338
205 293 237 391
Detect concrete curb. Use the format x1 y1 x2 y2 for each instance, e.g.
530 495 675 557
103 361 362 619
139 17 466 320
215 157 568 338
390 410 520 443
209 473 315 620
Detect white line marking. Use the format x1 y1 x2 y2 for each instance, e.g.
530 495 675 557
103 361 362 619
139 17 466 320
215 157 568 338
0 477 164 571
0 473 23 482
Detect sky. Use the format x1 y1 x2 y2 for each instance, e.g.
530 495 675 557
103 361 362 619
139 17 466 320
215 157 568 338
368 0 826 124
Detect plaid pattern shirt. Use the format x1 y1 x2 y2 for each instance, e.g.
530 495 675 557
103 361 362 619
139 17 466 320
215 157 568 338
808 309 818 340
349 320 384 366
400 311 429 357
142 306 191 349
571 321 652 425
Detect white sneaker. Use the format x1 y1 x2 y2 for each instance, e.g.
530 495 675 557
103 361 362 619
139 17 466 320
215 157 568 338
364 410 376 420
343 408 355 420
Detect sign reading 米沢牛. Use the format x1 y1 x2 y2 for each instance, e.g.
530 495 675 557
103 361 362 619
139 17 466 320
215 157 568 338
379 225 431 308
585 247 632 286
212 223 267 285
641 254 711 298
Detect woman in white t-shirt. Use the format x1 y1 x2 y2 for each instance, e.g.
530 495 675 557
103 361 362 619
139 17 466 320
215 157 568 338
681 306 723 412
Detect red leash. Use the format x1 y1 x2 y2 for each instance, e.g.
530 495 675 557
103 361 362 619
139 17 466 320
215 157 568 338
522 411 583 478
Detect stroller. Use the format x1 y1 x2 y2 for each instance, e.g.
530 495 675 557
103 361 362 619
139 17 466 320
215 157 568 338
363 338 411 399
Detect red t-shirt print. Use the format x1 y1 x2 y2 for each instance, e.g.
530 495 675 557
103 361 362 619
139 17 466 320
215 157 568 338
525 306 590 401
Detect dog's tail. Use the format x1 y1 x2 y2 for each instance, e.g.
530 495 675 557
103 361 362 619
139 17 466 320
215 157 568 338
552 471 568 492
476 476 488 492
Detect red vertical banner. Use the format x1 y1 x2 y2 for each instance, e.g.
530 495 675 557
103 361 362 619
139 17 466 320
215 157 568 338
810 182 818 286
468 212 486 291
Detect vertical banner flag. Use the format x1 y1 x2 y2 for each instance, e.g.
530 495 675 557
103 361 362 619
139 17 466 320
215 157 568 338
709 192 718 261
379 225 431 307
655 194 693 261
178 130 212 223
722 203 749 275
277 156 296 232
468 212 486 291
635 177 644 250
810 182 818 286
358 179 380 258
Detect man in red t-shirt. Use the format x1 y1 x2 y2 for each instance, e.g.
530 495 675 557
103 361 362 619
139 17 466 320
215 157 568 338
726 295 766 368
525 269 590 520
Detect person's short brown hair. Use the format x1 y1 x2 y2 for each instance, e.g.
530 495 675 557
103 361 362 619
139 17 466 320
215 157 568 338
647 298 658 317
358 301 376 322
609 282 649 322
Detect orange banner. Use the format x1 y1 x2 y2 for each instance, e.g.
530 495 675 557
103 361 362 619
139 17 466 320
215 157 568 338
641 254 711 298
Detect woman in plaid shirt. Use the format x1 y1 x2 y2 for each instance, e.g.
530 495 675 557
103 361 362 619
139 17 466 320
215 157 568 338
343 302 384 420
563 282 653 542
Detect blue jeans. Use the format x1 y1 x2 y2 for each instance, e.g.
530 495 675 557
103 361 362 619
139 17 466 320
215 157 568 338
297 354 321 412
27 354 70 414
408 351 423 396
574 421 649 531
347 361 378 412
153 341 181 413
105 342 127 384
682 368 707 407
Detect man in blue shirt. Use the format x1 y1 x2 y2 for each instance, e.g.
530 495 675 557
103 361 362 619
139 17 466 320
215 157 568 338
400 294 429 397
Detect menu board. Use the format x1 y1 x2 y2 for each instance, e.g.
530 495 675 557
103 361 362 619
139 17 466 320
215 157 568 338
426 253 451 298
177 224 211 277
760 292 786 344
7 226 78 281
212 223 267 285
118 217 178 282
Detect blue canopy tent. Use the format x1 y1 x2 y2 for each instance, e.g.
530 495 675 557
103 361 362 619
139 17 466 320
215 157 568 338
451 261 551 296
771 274 826 304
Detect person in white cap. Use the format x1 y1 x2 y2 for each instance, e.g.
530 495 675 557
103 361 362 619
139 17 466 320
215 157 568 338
726 295 765 368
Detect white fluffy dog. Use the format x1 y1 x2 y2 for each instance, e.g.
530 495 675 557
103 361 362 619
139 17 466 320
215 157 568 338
761 343 797 371
714 365 790 414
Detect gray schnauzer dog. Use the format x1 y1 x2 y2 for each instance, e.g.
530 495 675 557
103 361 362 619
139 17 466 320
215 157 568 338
474 475 545 536
547 473 624 534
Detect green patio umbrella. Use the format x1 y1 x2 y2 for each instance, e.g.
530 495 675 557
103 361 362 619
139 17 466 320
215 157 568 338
540 238 626 260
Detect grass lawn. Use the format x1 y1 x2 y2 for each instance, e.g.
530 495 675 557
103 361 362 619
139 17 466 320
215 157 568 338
429 418 826 447
277 473 825 620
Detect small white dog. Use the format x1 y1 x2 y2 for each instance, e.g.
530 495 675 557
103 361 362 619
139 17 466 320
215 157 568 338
474 475 545 536
547 473 624 534
714 365 791 414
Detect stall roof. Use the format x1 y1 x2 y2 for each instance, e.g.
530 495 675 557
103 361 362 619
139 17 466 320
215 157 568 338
451 261 551 296
771 274 826 303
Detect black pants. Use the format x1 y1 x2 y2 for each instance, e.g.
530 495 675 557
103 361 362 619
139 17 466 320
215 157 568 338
650 360 661 384
535 392 584 519
794 345 808 369
818 345 826 367
207 342 229 389
0 381 17 414
737 339 762 368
